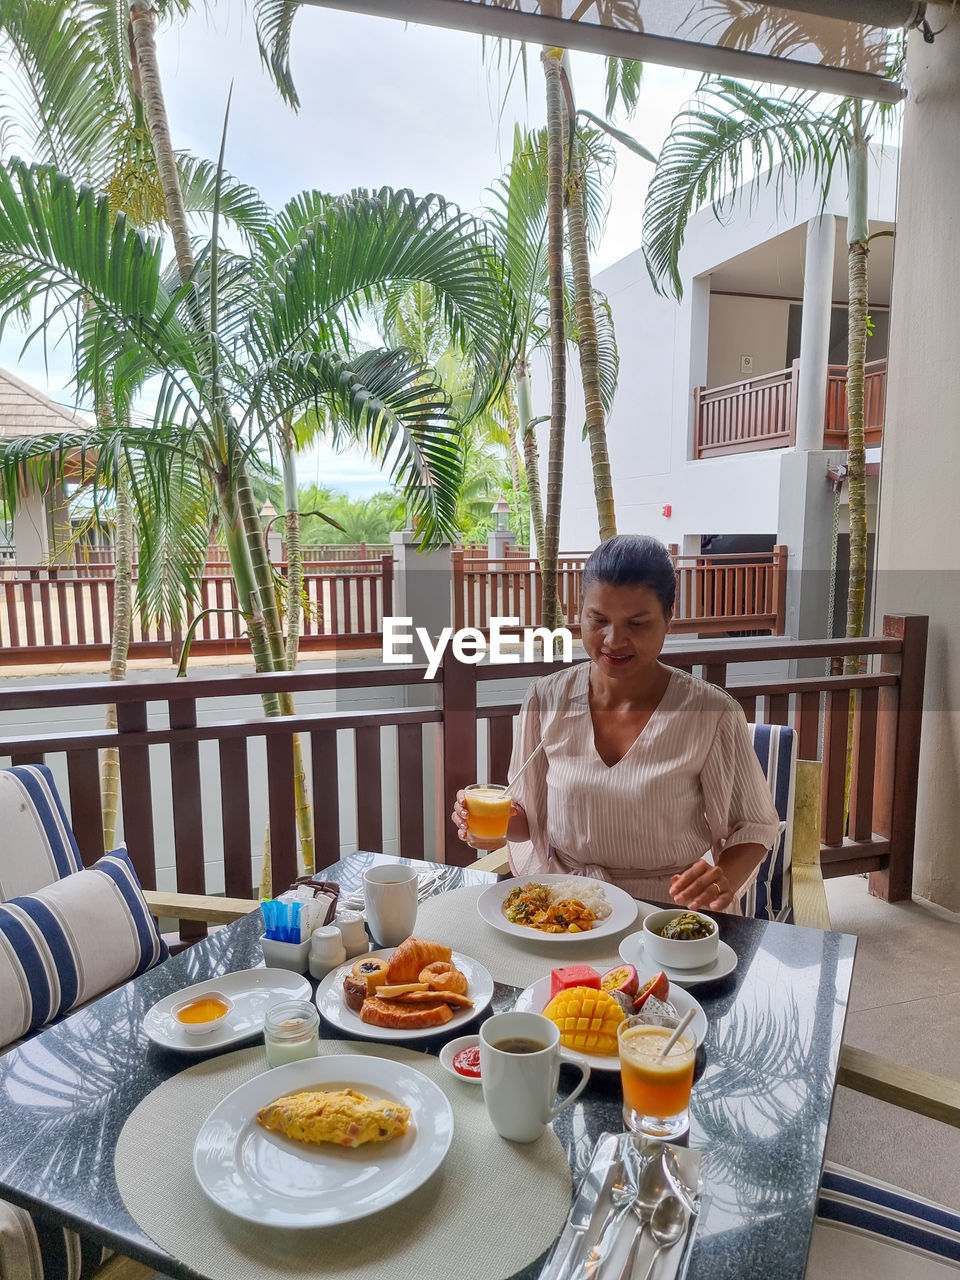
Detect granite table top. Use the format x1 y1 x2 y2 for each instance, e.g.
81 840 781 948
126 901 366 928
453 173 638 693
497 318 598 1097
0 852 856 1280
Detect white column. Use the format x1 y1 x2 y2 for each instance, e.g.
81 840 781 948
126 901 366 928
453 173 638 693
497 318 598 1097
794 214 836 452
873 13 960 910
487 528 515 568
12 488 50 566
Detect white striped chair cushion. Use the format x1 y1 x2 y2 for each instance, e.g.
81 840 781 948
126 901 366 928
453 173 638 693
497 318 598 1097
807 1163 960 1276
0 1200 107 1280
742 723 796 922
0 766 82 901
0 846 168 1049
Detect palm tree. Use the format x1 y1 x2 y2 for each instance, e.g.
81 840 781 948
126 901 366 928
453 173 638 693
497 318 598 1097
0 0 270 849
642 77 899 665
0 160 519 888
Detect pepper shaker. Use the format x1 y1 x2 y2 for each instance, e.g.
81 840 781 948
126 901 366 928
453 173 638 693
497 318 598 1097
334 910 369 959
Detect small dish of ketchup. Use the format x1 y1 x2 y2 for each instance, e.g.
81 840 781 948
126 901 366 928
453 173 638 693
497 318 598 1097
439 1035 482 1084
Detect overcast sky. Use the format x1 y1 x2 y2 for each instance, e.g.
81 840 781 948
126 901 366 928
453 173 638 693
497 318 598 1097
1 3 697 496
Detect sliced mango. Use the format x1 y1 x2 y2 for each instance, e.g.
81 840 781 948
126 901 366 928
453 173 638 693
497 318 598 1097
542 985 625 1056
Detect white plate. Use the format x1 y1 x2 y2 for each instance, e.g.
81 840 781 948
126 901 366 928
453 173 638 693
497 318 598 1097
194 1054 454 1227
315 949 494 1041
476 874 638 943
438 1035 482 1086
143 968 312 1054
618 933 739 987
513 976 707 1072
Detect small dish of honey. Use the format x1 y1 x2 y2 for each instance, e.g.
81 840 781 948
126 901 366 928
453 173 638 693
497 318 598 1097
172 991 234 1036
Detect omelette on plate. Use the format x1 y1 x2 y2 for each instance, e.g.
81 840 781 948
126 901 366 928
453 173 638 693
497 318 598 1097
256 1088 411 1148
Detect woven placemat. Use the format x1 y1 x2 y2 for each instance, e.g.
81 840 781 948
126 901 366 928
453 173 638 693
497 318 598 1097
116 1040 571 1280
416 884 637 988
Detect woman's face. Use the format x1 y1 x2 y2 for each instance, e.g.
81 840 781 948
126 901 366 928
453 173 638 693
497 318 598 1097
581 580 672 677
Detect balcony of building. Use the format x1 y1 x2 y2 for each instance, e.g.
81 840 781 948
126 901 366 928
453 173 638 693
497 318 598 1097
691 215 892 461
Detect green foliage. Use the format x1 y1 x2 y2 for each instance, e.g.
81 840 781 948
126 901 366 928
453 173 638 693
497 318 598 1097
0 162 520 548
294 485 403 545
643 79 849 298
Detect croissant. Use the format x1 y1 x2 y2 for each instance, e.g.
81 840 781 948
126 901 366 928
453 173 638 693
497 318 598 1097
386 937 452 983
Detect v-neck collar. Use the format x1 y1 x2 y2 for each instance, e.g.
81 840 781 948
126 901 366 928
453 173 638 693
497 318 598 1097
574 661 676 769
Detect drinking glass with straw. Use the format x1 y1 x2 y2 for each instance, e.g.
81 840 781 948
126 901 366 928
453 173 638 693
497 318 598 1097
462 739 546 850
618 1007 697 1139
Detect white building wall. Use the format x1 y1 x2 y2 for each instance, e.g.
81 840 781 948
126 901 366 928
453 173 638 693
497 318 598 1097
545 149 899 555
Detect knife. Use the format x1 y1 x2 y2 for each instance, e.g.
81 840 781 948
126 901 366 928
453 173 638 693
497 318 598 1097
552 1134 623 1280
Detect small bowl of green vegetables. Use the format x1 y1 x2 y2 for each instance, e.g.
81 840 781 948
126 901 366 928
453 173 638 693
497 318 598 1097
642 908 719 971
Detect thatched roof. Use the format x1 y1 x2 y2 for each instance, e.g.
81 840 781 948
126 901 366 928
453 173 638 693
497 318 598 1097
0 368 91 439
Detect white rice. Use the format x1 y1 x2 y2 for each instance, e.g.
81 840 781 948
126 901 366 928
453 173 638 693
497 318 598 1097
547 879 612 919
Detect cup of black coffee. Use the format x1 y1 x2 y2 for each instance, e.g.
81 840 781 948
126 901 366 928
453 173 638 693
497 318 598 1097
479 1011 590 1142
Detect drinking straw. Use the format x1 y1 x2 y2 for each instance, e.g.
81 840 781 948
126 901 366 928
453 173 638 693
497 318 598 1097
503 738 546 798
657 1008 696 1059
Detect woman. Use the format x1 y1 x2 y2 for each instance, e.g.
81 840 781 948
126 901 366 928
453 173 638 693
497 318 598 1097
452 534 780 913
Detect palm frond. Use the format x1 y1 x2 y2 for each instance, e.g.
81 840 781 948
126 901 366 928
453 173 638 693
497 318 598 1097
604 57 643 120
253 345 463 545
173 153 273 244
642 78 849 297
252 0 302 110
247 187 519 424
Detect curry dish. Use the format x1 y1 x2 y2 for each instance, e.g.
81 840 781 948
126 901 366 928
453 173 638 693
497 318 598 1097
503 883 599 934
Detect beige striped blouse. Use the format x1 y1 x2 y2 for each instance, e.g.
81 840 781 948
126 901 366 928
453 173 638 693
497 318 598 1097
506 662 781 903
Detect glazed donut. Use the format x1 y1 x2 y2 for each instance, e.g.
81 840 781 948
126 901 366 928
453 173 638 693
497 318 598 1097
418 961 468 995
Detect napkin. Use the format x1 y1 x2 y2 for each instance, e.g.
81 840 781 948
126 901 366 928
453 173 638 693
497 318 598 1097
541 1132 702 1280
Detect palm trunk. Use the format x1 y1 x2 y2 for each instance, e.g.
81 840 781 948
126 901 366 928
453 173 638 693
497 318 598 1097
564 124 616 541
842 122 870 824
541 48 567 631
130 0 313 890
516 360 545 555
101 463 134 852
282 424 302 669
843 125 870 661
128 1 194 282
505 382 522 523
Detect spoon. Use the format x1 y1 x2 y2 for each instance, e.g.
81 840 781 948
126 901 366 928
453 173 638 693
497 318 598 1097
637 1194 686 1280
613 1151 671 1280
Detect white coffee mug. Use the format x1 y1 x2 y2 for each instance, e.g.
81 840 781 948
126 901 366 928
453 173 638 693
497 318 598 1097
480 1011 591 1143
363 864 418 948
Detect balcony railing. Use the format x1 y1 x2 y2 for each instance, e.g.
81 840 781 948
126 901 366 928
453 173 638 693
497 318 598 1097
694 358 887 458
0 617 927 917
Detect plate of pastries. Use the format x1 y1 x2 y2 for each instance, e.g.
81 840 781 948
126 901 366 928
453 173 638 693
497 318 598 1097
314 935 494 1040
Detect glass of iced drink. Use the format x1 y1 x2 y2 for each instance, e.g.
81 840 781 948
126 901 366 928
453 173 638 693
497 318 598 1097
618 1019 696 1139
464 783 513 849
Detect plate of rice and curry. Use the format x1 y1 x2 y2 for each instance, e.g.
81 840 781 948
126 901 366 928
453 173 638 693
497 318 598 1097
476 874 638 943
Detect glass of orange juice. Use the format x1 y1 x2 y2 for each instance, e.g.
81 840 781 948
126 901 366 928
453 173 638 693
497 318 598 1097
618 1019 696 1139
464 783 513 849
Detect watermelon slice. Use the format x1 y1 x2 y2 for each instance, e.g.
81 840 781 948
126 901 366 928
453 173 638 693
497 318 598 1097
550 964 601 1000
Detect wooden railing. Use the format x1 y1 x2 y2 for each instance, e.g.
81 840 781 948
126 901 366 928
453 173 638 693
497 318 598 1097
0 616 926 932
453 553 588 633
454 549 787 637
694 358 888 458
694 362 799 458
0 556 393 664
670 547 787 636
823 358 887 448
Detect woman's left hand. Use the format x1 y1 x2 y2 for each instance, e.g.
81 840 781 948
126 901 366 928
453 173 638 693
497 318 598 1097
669 859 736 912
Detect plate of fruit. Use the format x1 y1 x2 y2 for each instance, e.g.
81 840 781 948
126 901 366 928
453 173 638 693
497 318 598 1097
513 963 707 1072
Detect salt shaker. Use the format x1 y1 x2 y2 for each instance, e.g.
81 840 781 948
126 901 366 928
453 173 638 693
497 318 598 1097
309 925 347 981
334 910 368 959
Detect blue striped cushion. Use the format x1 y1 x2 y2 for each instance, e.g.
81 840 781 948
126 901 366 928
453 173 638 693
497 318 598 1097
0 846 168 1049
742 724 796 922
813 1164 960 1270
0 765 82 901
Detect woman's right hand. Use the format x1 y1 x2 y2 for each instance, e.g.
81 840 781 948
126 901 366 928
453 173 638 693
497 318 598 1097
451 789 521 851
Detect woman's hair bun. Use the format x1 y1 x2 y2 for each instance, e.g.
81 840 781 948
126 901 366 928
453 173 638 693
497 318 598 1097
582 534 676 612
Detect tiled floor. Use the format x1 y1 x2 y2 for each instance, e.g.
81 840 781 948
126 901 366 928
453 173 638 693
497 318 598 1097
824 875 960 1208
